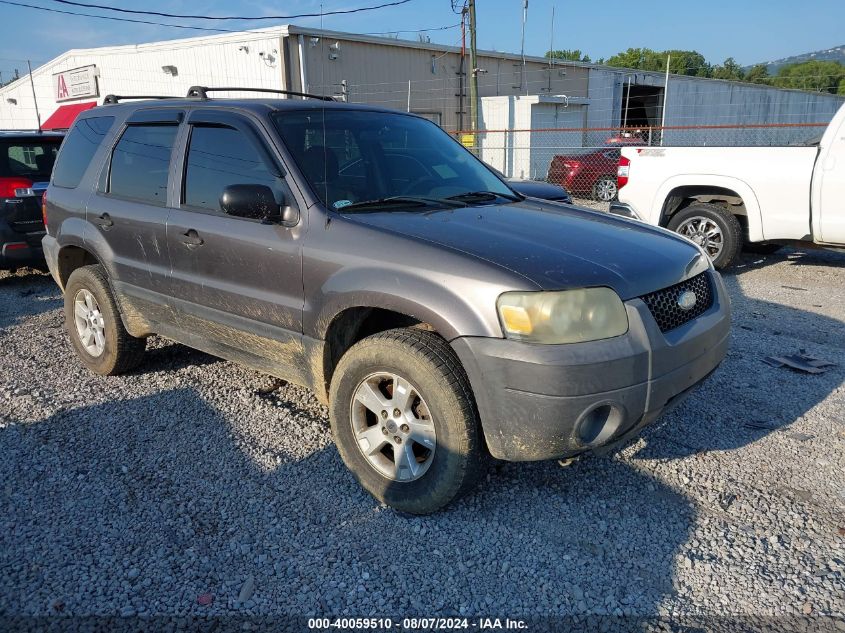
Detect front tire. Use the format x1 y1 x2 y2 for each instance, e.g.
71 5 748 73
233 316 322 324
64 264 146 376
329 328 483 514
667 203 742 270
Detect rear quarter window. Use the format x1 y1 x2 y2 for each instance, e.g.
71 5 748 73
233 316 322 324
52 116 115 188
108 124 177 206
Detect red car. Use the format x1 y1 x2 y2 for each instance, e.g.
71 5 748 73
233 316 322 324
547 137 644 202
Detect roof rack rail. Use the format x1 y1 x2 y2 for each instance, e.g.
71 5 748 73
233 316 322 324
103 94 179 105
186 86 335 102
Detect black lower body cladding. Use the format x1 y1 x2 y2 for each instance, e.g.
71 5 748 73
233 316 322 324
452 271 731 461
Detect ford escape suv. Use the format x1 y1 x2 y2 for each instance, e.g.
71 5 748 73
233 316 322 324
43 88 730 514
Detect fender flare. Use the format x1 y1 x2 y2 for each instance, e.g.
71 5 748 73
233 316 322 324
310 266 507 342
650 175 765 242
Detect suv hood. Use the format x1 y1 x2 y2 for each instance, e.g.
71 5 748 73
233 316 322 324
345 200 706 300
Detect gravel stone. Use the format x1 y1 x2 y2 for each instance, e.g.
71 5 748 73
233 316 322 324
1 249 844 621
238 575 255 603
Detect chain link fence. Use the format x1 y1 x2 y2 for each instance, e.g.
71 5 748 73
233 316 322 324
455 122 828 209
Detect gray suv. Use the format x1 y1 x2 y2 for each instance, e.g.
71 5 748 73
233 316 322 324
43 88 730 514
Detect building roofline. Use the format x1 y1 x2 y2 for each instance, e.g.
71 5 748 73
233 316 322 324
3 22 845 103
0 25 290 95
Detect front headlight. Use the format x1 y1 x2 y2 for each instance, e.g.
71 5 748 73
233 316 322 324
497 288 629 344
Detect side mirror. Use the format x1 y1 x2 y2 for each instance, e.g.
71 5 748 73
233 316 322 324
219 184 298 226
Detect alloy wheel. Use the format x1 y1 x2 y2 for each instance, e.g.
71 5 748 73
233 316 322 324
595 177 618 202
676 216 724 260
350 372 436 482
73 289 106 357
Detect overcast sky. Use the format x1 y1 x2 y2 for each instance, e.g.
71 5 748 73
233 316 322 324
1 0 843 81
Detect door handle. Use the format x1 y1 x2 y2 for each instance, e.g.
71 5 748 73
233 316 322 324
93 213 113 228
181 229 204 248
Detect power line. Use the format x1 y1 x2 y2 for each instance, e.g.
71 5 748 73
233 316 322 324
0 0 416 34
43 0 413 20
0 0 237 31
364 23 460 35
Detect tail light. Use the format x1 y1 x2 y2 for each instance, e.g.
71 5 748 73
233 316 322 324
617 156 630 189
42 190 49 230
0 176 35 198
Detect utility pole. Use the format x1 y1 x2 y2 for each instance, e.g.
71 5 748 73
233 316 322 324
27 60 41 132
468 0 478 133
520 0 527 94
660 53 670 146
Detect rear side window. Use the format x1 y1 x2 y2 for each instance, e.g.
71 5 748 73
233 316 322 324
183 125 282 212
52 116 114 188
109 124 177 206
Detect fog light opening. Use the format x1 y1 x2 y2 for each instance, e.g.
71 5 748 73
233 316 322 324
576 403 624 447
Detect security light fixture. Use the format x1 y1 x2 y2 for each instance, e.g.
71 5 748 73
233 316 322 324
6 98 17 105
162 65 178 76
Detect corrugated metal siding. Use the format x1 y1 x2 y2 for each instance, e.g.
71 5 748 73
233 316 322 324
585 68 845 146
301 38 589 131
661 77 845 145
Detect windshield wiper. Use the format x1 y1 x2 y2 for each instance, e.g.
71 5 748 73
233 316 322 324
337 196 465 212
446 190 523 203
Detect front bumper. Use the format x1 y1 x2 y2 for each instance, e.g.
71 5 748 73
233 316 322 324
451 271 731 461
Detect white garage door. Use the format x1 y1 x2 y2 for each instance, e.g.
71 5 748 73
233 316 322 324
528 103 585 180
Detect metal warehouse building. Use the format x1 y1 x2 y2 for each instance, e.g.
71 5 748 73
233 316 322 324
0 24 589 132
1 23 842 154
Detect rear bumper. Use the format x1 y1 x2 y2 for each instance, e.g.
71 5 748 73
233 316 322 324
41 234 62 287
609 202 640 220
1 223 46 269
451 271 731 461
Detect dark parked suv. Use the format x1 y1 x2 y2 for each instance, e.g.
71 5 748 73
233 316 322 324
43 88 730 513
1 130 63 269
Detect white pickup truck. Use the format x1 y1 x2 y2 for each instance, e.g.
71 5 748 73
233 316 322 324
611 102 845 268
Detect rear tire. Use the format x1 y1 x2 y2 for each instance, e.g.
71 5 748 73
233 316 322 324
667 203 742 270
329 328 483 514
592 175 618 202
64 264 146 376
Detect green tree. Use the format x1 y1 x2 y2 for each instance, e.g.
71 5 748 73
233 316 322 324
772 60 845 94
604 47 709 77
712 57 745 81
545 49 591 62
744 63 770 85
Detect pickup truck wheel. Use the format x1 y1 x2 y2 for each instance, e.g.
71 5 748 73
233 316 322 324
592 176 618 202
329 328 483 514
667 203 742 269
64 264 146 376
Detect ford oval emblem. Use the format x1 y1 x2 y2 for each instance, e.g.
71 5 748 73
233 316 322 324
677 290 697 311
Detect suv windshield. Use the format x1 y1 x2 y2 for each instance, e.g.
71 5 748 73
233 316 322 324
272 110 516 211
1 137 62 181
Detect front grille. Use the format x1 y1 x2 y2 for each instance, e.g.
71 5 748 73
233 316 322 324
640 272 713 333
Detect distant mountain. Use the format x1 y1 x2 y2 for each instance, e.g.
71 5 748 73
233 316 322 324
745 45 845 74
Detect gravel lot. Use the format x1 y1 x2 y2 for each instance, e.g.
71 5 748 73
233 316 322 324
1 248 844 628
